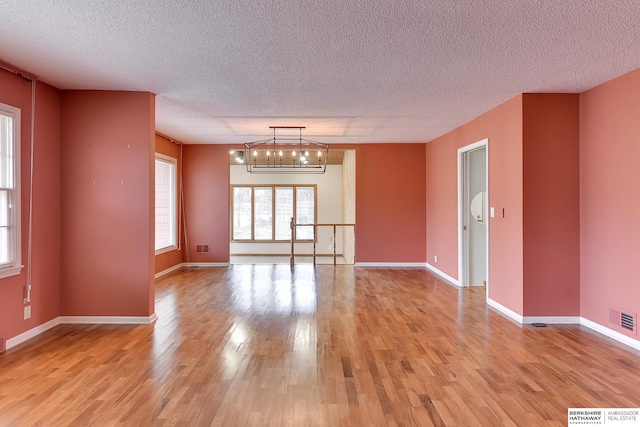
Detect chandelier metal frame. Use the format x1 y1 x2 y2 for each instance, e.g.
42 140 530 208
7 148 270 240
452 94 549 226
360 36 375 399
243 126 329 174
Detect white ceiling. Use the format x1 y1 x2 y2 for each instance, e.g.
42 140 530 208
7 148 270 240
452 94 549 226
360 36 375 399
1 1 640 144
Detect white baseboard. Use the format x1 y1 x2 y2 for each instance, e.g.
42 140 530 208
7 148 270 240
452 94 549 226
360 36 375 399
580 317 640 352
59 314 157 325
488 302 581 327
6 314 158 350
155 263 184 278
487 303 640 351
183 262 230 268
355 262 428 268
6 317 62 350
425 263 460 287
522 316 581 325
487 298 524 324
156 262 230 278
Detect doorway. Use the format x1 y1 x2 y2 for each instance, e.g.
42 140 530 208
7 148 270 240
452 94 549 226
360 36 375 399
228 149 356 265
458 139 488 291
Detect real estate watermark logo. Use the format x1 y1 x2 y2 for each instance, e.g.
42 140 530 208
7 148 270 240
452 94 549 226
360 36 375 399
568 408 640 426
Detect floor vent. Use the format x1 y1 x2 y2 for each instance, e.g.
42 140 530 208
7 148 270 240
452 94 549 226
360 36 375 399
621 312 635 331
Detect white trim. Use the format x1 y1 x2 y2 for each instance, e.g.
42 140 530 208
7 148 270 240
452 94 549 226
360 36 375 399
183 262 230 268
59 315 157 325
486 307 640 352
487 298 523 324
0 103 22 280
155 153 178 253
5 314 158 350
155 262 229 278
522 316 581 325
155 245 178 256
425 262 460 287
6 317 61 350
0 264 24 280
580 317 640 352
155 263 184 278
355 262 428 268
457 138 489 293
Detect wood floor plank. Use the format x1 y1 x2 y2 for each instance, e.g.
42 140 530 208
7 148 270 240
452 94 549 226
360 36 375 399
1 265 640 425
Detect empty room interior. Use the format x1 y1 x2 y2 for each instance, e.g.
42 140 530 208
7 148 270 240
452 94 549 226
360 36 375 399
1 1 640 426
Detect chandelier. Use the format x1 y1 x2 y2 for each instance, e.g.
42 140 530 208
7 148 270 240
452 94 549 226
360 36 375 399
237 126 329 174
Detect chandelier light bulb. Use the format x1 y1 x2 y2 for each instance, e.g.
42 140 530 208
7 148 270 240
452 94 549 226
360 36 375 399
242 127 329 173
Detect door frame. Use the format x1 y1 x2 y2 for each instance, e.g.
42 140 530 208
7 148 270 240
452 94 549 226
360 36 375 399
457 139 489 295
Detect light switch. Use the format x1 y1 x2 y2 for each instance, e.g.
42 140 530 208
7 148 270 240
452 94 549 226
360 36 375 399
490 207 495 218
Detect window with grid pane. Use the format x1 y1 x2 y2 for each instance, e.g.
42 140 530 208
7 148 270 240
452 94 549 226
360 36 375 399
155 155 177 252
0 103 21 279
231 185 315 242
295 187 314 240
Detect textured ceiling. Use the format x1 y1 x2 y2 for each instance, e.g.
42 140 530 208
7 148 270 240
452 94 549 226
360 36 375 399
1 0 640 144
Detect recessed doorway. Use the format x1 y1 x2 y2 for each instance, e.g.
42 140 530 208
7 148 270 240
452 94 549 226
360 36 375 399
229 149 356 265
458 139 488 292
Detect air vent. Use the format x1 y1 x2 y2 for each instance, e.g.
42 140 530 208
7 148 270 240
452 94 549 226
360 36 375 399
621 312 635 331
609 306 637 335
195 244 210 253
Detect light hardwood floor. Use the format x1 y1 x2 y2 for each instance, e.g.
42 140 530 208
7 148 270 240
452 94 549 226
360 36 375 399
230 255 349 265
1 265 639 426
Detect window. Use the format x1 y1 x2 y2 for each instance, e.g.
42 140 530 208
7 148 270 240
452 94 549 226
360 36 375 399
155 154 177 253
0 103 21 279
232 185 316 241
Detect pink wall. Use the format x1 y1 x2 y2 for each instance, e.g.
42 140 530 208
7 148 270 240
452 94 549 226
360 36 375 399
424 136 458 275
0 70 62 341
154 134 185 274
355 144 426 263
61 91 155 317
580 69 640 338
180 143 427 264
182 145 231 263
425 96 524 313
522 94 580 316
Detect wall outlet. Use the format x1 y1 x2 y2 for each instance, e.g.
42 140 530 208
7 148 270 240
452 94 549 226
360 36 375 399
434 255 438 263
24 306 31 320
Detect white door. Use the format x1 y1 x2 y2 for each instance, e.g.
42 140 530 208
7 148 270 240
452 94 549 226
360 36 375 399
458 140 488 289
466 147 486 286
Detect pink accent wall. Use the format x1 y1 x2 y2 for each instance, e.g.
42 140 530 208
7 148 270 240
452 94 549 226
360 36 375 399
154 134 185 274
182 145 231 263
0 71 62 341
425 94 580 317
180 143 427 264
355 144 426 263
424 135 459 276
580 69 640 337
60 91 155 316
522 94 580 316
425 96 525 313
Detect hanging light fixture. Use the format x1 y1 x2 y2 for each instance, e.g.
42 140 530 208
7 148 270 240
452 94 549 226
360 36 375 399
242 126 329 174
